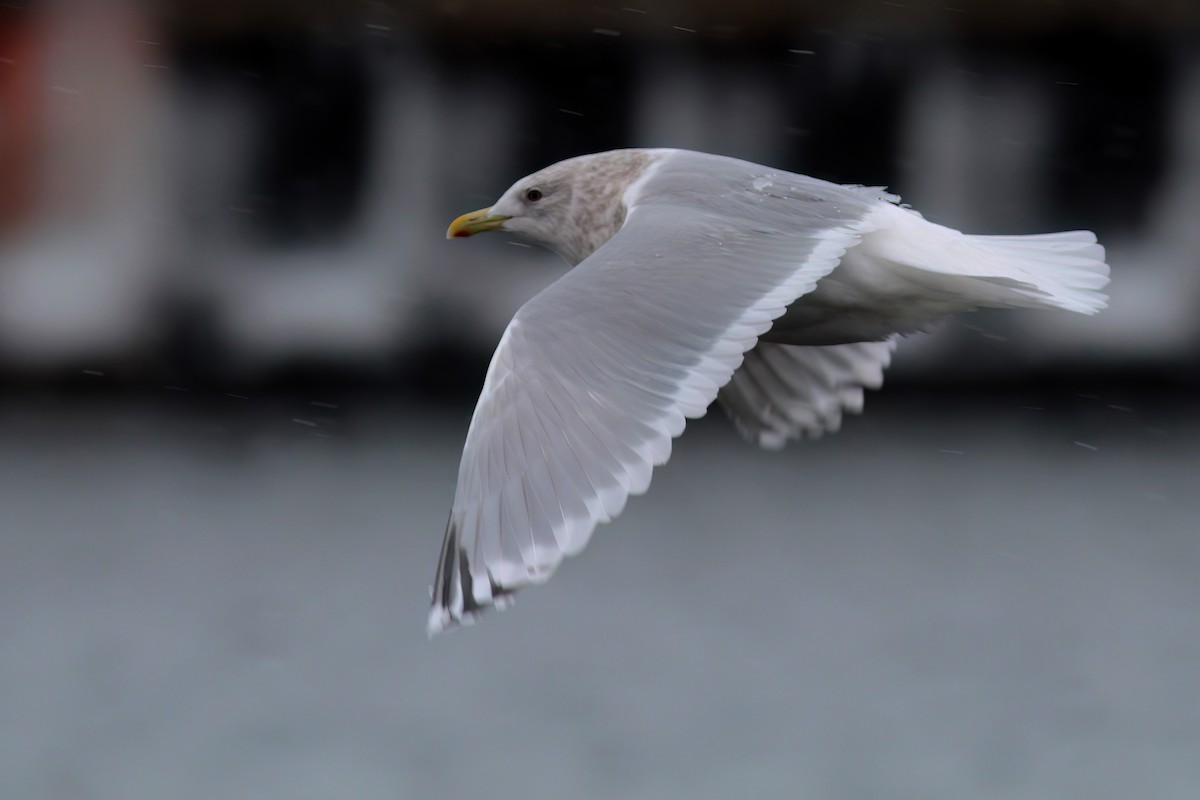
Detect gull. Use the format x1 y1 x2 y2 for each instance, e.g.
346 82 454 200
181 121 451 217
430 148 1109 634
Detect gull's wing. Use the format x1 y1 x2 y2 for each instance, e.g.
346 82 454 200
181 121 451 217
430 153 892 634
717 339 897 449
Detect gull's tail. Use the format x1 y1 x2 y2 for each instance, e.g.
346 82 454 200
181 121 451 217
959 230 1110 314
869 204 1111 316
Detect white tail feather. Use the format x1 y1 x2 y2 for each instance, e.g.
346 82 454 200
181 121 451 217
871 205 1111 316
962 230 1109 314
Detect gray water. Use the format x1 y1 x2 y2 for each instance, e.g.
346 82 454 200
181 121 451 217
1 398 1197 799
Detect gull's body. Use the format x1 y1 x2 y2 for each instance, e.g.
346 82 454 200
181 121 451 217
431 148 1108 635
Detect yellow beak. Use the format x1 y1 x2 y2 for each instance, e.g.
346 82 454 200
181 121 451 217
446 208 511 239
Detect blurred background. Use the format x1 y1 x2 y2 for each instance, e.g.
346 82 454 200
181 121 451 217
2 1 1198 798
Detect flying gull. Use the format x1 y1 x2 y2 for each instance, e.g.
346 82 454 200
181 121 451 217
430 148 1109 635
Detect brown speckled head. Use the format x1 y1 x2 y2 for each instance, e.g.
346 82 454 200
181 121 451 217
465 149 666 266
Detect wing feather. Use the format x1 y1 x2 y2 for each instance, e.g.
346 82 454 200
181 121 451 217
717 339 897 449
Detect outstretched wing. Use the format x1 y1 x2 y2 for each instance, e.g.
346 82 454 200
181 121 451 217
429 153 892 634
718 339 897 449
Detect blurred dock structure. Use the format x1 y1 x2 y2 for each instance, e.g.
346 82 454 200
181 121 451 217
1 1 1197 390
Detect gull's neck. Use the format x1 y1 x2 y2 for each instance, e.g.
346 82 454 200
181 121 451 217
555 149 669 266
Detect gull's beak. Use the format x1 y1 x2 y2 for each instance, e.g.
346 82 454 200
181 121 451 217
447 208 512 239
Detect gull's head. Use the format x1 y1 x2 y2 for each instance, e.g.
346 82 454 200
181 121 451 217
446 149 661 265
447 167 576 249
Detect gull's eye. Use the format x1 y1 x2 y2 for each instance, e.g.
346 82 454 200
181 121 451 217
525 188 544 202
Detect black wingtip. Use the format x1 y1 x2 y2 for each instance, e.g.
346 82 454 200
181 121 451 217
427 513 460 636
457 547 519 617
428 512 522 636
